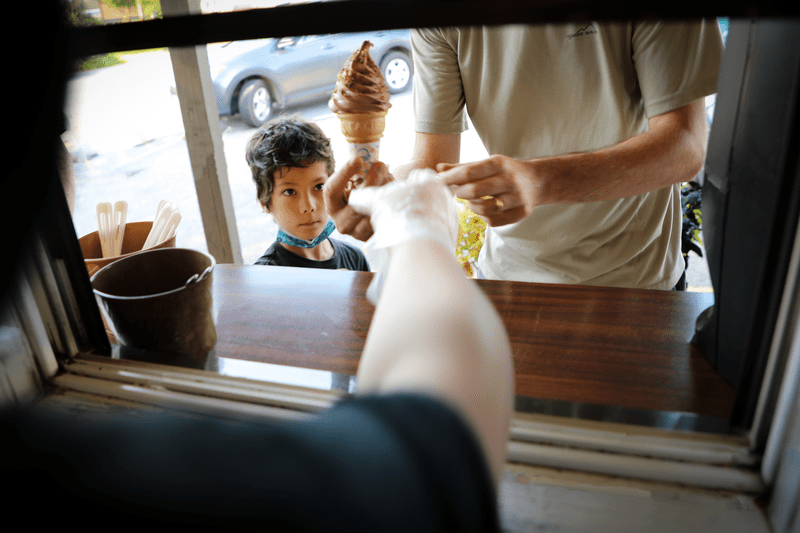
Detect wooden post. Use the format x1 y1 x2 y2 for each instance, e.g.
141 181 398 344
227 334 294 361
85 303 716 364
162 0 242 264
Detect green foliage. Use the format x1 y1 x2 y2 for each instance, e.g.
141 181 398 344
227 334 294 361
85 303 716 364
61 0 100 27
101 0 139 7
98 0 162 20
692 208 703 245
77 49 166 72
79 53 126 71
71 0 164 72
681 182 704 260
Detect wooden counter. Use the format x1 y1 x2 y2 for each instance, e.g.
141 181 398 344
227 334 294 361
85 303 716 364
212 265 735 419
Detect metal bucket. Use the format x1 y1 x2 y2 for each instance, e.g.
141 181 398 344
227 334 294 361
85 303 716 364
91 248 217 363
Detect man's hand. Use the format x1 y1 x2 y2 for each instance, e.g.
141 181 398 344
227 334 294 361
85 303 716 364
324 156 394 241
437 99 708 228
437 155 542 227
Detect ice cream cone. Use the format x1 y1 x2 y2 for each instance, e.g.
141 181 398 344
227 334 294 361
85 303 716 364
336 110 387 163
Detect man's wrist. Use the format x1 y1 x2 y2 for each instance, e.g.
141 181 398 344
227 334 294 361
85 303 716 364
525 151 603 206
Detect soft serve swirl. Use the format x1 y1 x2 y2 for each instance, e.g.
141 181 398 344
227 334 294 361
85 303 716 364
328 41 392 114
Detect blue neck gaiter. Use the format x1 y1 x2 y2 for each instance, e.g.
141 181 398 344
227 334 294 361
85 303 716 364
276 219 336 249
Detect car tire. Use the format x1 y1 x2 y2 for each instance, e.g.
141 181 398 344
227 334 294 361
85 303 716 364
380 51 413 94
238 78 273 128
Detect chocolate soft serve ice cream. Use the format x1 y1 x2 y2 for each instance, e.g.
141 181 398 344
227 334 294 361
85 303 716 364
329 41 391 163
329 41 392 114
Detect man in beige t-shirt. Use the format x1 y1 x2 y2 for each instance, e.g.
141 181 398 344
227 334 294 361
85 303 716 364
328 21 724 290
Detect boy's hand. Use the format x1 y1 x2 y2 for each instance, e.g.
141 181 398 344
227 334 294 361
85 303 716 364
347 168 459 305
324 156 394 242
349 168 459 253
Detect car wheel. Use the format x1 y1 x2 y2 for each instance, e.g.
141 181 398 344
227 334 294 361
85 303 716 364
238 79 273 127
380 51 413 94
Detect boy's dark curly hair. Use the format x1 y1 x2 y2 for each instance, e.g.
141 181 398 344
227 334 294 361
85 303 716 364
245 117 335 208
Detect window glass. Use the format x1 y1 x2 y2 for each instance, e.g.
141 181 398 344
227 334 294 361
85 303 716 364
64 0 163 26
63 0 305 26
64 47 209 257
58 15 747 436
64 29 485 265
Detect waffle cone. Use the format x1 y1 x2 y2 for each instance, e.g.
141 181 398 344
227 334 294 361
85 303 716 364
336 111 387 144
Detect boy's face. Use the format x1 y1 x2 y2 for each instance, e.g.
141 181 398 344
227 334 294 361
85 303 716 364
265 161 331 241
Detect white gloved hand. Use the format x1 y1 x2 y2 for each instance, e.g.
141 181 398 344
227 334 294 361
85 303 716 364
349 168 460 304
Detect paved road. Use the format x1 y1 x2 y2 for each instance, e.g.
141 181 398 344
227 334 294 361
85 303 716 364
63 49 711 290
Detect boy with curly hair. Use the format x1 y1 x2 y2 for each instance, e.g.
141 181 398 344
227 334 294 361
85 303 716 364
246 117 369 271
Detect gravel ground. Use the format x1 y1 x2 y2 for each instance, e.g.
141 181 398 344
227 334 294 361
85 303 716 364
63 49 712 291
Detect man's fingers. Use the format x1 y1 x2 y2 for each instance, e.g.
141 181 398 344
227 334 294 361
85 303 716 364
469 196 506 217
481 206 527 227
438 157 503 187
469 194 523 217
452 175 510 202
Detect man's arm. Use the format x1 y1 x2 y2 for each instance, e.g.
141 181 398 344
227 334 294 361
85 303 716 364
438 98 708 227
392 132 462 180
